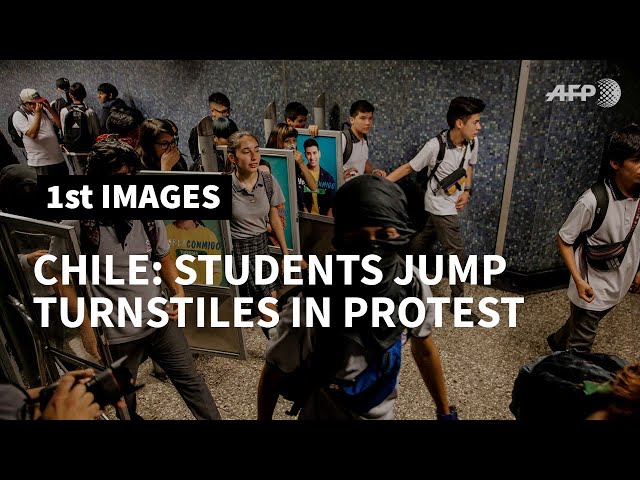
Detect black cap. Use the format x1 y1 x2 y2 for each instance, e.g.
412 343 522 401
56 77 70 90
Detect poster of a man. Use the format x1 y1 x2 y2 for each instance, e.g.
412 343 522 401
301 138 336 217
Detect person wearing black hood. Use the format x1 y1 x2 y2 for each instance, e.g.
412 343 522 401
257 174 455 420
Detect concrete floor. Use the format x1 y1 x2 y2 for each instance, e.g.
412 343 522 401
131 281 639 420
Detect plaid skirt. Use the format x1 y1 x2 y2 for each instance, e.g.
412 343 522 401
232 232 282 301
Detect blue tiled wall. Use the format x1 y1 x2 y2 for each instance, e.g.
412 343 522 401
6 60 629 276
503 60 619 272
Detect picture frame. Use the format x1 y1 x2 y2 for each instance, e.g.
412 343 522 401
295 129 342 219
0 212 112 386
256 148 301 256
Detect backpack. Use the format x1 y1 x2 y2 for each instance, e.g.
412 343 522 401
572 181 608 251
275 262 418 417
79 219 160 261
396 129 475 232
262 171 274 204
8 109 28 149
63 104 95 153
341 125 364 165
509 350 627 421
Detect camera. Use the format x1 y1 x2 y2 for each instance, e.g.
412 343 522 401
36 356 141 410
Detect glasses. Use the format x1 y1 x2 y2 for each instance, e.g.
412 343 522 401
155 138 177 151
212 106 231 116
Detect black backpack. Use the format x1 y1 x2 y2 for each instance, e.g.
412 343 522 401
7 109 28 149
63 104 95 153
341 125 363 165
510 350 627 421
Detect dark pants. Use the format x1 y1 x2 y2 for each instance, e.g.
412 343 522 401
32 161 69 176
109 320 221 420
550 302 613 352
408 212 466 299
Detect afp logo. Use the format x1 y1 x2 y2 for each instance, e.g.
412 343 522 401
545 78 621 108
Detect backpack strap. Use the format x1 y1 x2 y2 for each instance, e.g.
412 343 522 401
141 220 161 262
574 181 608 248
342 128 353 164
80 220 161 261
420 129 448 189
262 171 274 205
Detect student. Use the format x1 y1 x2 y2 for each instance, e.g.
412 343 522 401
12 88 67 176
284 101 319 136
212 117 239 172
257 175 455 420
548 124 640 353
51 77 71 117
137 118 188 171
341 100 386 180
386 96 485 325
59 82 101 172
188 92 232 166
301 138 336 217
227 131 289 335
96 83 127 134
265 123 318 210
49 137 221 420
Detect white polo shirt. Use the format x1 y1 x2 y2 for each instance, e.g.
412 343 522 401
409 131 478 216
12 109 66 167
559 178 640 311
342 129 369 181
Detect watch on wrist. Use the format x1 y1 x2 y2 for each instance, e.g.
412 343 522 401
464 187 473 196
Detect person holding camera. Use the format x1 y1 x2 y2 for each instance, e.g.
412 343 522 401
386 96 485 325
0 369 104 420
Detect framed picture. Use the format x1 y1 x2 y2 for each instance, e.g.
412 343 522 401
138 170 247 359
0 212 111 387
295 129 342 219
258 148 301 256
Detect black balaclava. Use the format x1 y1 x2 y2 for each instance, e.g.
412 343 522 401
0 164 39 218
310 175 418 352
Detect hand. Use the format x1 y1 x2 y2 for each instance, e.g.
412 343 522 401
165 291 184 321
40 369 102 420
160 145 181 171
630 272 640 294
372 169 386 177
27 249 49 267
344 167 358 179
576 279 596 302
308 125 319 136
293 150 304 166
34 103 44 114
456 191 470 210
42 99 52 111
